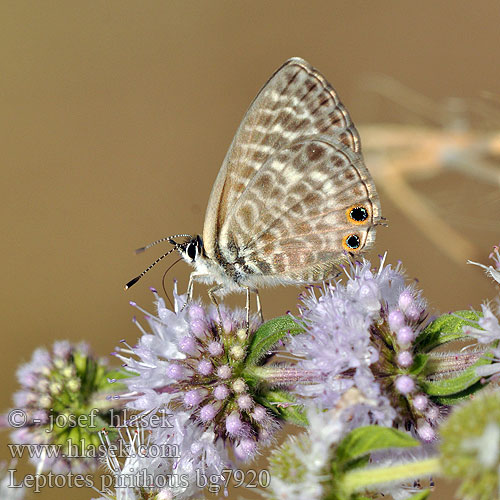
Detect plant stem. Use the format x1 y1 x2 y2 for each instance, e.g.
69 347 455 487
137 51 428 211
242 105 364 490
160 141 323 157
246 365 323 385
426 349 485 377
342 457 440 494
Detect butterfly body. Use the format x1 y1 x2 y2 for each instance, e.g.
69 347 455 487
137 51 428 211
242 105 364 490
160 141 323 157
126 58 381 301
179 235 292 295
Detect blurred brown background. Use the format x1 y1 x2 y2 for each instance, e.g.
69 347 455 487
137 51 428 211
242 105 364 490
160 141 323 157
1 1 499 498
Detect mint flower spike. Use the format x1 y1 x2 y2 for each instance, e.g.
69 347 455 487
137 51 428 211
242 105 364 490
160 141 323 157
287 255 450 440
4 341 124 474
468 243 500 285
285 253 500 442
117 285 307 472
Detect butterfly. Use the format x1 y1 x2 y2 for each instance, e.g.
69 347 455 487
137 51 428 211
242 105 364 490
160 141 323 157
126 57 381 318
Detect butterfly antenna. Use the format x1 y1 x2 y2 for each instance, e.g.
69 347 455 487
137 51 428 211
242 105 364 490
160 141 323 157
124 247 179 290
134 234 192 254
161 257 183 309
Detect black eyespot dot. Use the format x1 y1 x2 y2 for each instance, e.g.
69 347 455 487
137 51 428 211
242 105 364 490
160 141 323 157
187 243 197 260
350 206 368 222
345 234 360 249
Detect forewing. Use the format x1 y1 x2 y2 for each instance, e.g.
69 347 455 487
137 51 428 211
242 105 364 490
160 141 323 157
203 57 361 258
221 137 380 282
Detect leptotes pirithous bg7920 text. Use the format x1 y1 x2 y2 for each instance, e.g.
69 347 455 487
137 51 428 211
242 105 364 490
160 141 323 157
126 57 381 314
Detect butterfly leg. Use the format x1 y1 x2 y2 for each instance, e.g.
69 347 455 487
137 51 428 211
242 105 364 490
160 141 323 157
243 286 251 332
207 284 224 328
186 272 199 302
254 289 264 323
181 272 209 311
240 287 263 331
242 287 263 331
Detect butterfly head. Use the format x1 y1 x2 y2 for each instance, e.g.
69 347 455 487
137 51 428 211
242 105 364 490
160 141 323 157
178 235 205 265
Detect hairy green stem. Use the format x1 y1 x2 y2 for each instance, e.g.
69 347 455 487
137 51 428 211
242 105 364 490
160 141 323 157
245 365 323 386
426 349 486 377
342 457 440 494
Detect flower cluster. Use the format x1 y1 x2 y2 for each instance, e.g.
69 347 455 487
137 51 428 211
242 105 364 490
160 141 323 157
289 256 443 439
7 243 500 500
116 285 280 468
93 424 207 500
7 341 122 474
264 385 500 500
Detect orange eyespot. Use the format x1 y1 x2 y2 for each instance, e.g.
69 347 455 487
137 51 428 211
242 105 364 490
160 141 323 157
342 234 361 251
346 205 369 225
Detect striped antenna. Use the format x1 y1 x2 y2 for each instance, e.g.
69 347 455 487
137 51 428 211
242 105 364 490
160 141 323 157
134 234 192 254
124 246 181 290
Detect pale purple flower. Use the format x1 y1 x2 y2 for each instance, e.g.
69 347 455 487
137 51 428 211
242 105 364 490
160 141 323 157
289 258 400 421
93 422 205 500
462 243 500 379
460 303 500 380
289 255 437 438
468 243 500 285
395 375 415 395
5 342 120 474
117 285 272 465
464 303 500 345
143 411 227 497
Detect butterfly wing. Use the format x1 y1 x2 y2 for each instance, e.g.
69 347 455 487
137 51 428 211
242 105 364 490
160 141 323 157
203 57 362 259
219 136 380 284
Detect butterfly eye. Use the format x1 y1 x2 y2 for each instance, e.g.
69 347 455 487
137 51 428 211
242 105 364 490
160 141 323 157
343 234 361 250
347 205 369 224
187 243 197 261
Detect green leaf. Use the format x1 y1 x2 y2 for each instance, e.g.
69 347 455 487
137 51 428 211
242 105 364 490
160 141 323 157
245 315 304 366
430 379 490 405
416 310 481 352
258 390 308 426
335 426 419 465
421 351 493 396
406 490 431 500
409 354 428 376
